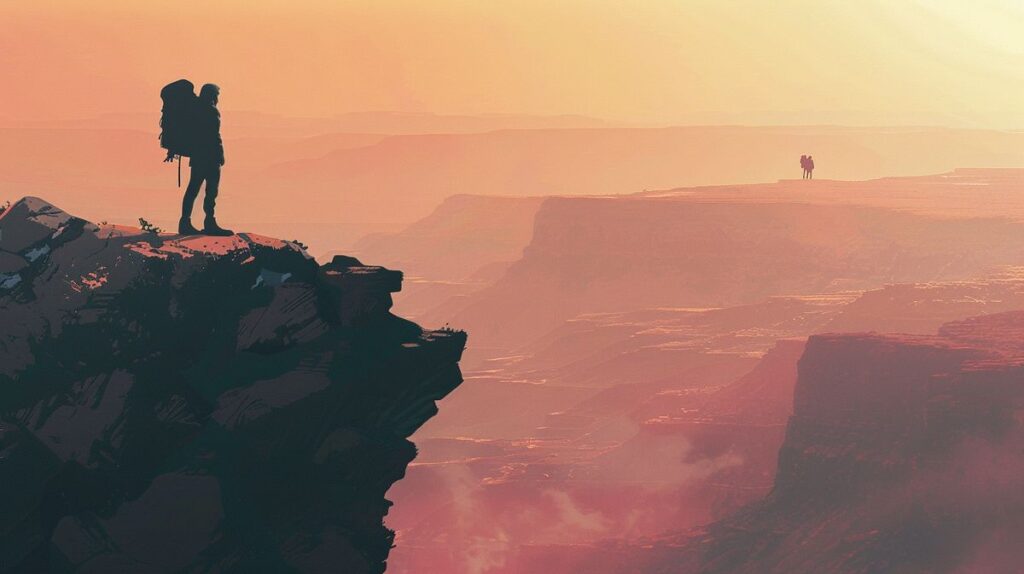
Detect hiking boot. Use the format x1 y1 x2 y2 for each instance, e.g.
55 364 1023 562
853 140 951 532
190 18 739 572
203 217 234 237
178 217 201 235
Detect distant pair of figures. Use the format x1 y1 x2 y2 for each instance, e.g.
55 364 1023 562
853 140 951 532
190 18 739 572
800 155 815 179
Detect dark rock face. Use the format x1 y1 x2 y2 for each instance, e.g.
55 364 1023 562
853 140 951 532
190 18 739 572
0 198 466 573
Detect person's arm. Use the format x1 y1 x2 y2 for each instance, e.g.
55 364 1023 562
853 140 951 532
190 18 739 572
214 112 226 166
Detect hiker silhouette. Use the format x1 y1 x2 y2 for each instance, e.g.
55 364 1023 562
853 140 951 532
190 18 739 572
159 81 232 236
800 154 815 179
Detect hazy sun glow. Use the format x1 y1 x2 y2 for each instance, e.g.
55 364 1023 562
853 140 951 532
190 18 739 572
2 0 1022 126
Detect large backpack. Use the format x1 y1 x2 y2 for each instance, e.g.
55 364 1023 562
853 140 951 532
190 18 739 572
159 79 198 158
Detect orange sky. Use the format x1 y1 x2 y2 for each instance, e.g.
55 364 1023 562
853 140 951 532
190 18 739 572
3 1 1023 127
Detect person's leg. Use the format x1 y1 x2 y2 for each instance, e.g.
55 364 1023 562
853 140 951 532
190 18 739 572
182 167 205 219
180 164 206 234
202 165 233 235
202 165 221 219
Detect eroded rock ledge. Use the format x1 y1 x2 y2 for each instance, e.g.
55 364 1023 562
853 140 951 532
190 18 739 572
0 197 466 573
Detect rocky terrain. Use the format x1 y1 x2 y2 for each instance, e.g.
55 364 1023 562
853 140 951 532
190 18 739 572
433 172 1024 357
350 194 545 321
381 169 1024 573
514 312 1024 573
669 311 1024 573
0 198 466 573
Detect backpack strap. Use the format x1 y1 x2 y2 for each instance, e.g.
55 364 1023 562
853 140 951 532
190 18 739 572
178 155 181 187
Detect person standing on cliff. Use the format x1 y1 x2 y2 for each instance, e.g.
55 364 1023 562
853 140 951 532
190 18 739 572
179 84 232 236
806 155 815 180
800 155 809 179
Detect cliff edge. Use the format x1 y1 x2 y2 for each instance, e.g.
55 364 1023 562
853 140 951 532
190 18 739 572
673 315 1024 574
0 198 466 573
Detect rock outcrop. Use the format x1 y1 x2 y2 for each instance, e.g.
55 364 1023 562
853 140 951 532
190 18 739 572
654 314 1024 574
0 198 466 573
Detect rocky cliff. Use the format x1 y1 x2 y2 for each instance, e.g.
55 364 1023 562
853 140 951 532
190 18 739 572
665 314 1024 574
524 312 1024 573
439 196 1024 353
0 198 466 573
